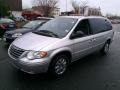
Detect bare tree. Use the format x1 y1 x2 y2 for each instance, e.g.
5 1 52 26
71 0 88 15
80 1 88 15
71 0 79 14
33 0 58 17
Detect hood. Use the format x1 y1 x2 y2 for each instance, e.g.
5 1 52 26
6 28 33 34
12 32 60 51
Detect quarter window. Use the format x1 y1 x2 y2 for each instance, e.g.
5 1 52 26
105 20 112 30
89 18 112 34
89 18 107 34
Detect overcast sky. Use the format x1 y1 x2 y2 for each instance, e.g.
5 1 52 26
22 0 120 16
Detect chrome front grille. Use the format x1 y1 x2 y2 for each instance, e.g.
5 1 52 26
9 45 25 59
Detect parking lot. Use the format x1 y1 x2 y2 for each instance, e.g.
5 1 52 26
0 24 120 90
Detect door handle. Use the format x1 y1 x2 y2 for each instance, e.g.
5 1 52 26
89 38 96 43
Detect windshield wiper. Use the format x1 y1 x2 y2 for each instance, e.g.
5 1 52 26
34 30 59 38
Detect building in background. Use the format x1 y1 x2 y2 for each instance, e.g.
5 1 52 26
83 7 102 16
61 7 102 16
52 8 60 16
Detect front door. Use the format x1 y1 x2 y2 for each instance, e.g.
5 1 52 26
70 19 94 61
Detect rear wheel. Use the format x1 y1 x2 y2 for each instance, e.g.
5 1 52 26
101 41 110 55
49 55 69 77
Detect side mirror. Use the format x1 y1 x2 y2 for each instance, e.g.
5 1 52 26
70 31 84 39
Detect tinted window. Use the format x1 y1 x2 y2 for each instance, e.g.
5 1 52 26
89 18 108 34
105 20 112 30
35 18 78 38
73 19 90 35
70 19 91 39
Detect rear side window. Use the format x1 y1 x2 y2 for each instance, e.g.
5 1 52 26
105 20 112 30
89 18 112 34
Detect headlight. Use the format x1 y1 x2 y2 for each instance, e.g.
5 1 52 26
27 51 48 60
12 33 22 38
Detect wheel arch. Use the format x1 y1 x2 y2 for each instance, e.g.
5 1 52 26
106 38 112 44
50 50 72 63
49 48 72 66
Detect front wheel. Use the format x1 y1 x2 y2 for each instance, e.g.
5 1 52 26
49 55 69 77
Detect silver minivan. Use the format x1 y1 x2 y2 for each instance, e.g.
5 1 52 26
8 16 114 76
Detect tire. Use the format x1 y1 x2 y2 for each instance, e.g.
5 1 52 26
49 55 69 77
101 41 110 55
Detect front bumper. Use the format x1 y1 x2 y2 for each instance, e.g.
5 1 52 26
9 57 51 74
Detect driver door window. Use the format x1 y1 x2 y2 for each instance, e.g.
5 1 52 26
71 19 90 39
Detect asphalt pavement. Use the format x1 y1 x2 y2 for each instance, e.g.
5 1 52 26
0 24 120 90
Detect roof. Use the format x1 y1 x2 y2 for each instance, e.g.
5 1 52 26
58 16 106 20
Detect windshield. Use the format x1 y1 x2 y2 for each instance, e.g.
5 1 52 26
34 17 78 38
22 20 44 29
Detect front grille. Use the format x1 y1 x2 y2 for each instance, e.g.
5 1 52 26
9 45 25 59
